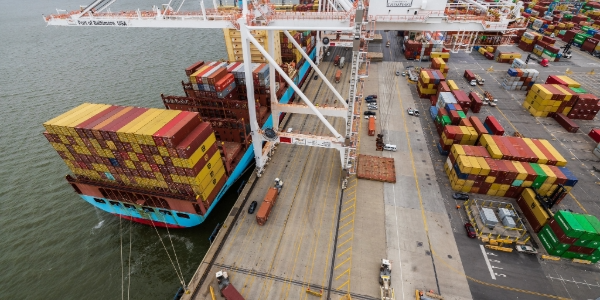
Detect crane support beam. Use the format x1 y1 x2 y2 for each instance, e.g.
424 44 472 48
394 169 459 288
275 104 347 118
283 30 348 108
244 26 344 142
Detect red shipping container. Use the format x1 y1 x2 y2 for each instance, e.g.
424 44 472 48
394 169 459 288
531 139 558 165
484 116 505 136
160 112 202 148
552 113 579 133
152 112 190 146
589 129 600 143
175 123 215 158
185 61 205 76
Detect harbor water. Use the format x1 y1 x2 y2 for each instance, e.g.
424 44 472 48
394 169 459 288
0 0 245 298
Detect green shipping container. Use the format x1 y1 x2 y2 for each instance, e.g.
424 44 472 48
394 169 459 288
569 87 587 94
586 239 600 248
457 111 466 119
538 231 566 256
442 115 451 125
554 210 586 239
584 215 600 242
541 225 571 250
561 251 588 260
574 214 598 241
530 163 547 186
587 254 600 263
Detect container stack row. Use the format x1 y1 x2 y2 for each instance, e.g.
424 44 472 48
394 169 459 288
495 52 522 64
445 144 577 198
430 52 450 62
537 209 600 263
43 103 227 208
430 58 449 77
502 68 539 91
522 77 600 120
475 46 495 60
417 69 446 98
522 83 580 117
403 39 444 60
478 135 568 166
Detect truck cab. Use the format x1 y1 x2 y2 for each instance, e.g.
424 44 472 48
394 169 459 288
470 79 477 86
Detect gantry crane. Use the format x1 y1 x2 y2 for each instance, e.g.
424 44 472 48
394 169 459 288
44 0 527 178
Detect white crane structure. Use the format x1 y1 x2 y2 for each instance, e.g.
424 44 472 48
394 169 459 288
44 0 527 178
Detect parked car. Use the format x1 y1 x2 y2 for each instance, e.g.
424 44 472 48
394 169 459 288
368 106 378 111
464 223 476 238
366 94 378 99
515 245 538 255
452 192 469 200
396 71 400 76
363 111 376 116
401 72 406 76
407 108 414 115
365 99 377 103
413 109 420 116
248 201 258 214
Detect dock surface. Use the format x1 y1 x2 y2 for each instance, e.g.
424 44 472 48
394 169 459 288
185 31 600 300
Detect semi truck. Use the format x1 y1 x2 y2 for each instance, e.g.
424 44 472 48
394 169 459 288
335 70 342 83
379 259 395 300
334 55 341 66
256 178 284 225
216 271 244 300
368 116 376 136
464 70 484 85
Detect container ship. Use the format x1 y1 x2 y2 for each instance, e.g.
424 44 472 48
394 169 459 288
43 30 316 228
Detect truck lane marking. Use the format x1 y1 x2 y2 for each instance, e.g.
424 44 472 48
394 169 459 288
480 245 497 280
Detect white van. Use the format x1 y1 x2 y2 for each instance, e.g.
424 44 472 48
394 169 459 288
383 144 397 152
287 128 293 133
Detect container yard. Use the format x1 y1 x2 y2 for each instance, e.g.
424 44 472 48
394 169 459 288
40 0 600 299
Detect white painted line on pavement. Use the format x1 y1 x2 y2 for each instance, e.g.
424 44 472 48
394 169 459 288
480 245 496 280
392 183 406 299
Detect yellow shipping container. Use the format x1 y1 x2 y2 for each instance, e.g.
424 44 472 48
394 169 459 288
476 157 490 176
496 190 506 197
451 144 465 158
57 104 111 136
521 188 550 225
487 189 498 196
135 110 180 145
469 156 481 175
457 155 472 174
192 152 224 184
420 70 431 83
447 80 459 91
478 47 487 55
556 76 581 88
44 103 93 134
512 161 528 180
538 164 557 184
116 109 159 142
522 138 548 164
124 109 163 144
189 65 210 84
538 139 567 166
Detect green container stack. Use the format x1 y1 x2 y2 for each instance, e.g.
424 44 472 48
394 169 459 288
538 210 600 262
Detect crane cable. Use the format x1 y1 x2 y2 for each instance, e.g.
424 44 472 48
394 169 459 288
149 218 186 288
160 213 186 290
127 220 132 300
120 216 124 300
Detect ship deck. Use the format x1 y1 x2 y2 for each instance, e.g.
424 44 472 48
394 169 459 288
184 32 600 300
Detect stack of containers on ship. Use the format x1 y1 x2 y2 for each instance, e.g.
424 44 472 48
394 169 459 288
43 103 226 217
402 36 443 60
444 134 577 199
536 209 600 263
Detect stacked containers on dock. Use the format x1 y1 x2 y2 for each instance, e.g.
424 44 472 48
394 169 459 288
519 32 540 52
43 104 227 209
517 188 551 233
503 68 539 91
522 83 577 117
496 52 522 63
430 58 449 76
418 69 445 98
568 94 600 120
538 210 600 262
445 143 577 198
430 52 450 62
452 89 471 113
469 92 484 113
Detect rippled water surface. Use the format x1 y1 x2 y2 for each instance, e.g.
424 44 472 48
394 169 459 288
0 1 245 299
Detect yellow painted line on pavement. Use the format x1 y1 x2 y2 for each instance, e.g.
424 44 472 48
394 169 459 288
337 237 353 248
341 204 355 214
336 280 350 291
569 192 588 214
339 219 354 230
335 257 351 269
335 269 351 280
337 246 352 257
